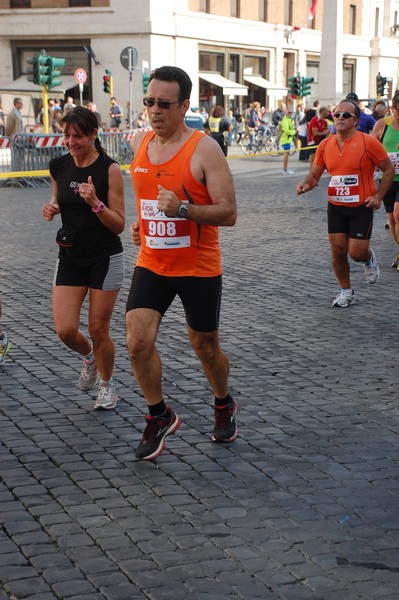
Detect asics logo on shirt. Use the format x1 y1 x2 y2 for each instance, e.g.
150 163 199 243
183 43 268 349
134 166 148 173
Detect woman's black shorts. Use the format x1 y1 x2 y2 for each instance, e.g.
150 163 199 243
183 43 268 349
53 252 125 290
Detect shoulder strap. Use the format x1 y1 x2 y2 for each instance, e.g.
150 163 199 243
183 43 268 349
380 124 388 143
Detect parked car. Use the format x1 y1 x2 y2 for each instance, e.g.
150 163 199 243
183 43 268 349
184 110 204 131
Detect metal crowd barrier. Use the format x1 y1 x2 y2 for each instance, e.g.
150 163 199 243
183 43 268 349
0 129 148 186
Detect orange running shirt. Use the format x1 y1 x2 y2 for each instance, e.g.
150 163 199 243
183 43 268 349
314 131 388 207
130 130 222 277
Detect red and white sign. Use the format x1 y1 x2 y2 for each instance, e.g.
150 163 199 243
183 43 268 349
74 68 88 85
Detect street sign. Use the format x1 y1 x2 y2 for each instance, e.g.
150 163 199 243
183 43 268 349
120 47 138 71
74 68 88 85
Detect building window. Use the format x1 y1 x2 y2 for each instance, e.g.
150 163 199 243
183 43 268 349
69 0 90 6
343 61 355 96
349 5 356 35
288 0 293 26
306 60 319 100
231 0 240 18
229 54 240 82
244 55 267 79
199 51 225 75
374 7 379 37
259 0 268 22
10 0 31 7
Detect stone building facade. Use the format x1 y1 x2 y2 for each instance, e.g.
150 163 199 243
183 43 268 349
0 0 399 127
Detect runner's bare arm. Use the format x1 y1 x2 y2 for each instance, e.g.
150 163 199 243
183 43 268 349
296 164 324 195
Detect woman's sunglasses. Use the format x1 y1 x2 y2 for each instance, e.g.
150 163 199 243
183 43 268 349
333 111 357 119
143 98 179 109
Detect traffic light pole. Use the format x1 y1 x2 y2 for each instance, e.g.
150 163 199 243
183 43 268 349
42 84 49 134
110 75 114 106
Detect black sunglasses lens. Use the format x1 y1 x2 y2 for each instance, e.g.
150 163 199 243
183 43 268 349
143 98 172 109
334 112 352 119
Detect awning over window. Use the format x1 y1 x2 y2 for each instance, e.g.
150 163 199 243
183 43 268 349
0 75 79 96
199 72 248 96
243 74 288 92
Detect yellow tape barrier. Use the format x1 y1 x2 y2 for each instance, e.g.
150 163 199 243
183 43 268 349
0 164 132 179
0 144 314 179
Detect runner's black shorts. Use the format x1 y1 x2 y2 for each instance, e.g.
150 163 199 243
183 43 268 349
126 266 222 332
53 252 125 290
382 180 399 213
328 203 373 240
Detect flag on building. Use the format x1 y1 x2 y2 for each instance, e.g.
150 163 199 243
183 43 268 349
307 0 319 21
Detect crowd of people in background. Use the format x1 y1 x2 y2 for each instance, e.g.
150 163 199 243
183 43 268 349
2 89 393 143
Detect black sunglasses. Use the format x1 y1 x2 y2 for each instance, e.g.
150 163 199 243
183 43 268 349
333 111 357 119
143 98 179 109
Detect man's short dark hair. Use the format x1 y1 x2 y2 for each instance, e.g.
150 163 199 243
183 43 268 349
149 66 192 104
338 99 361 118
13 97 22 106
346 92 359 102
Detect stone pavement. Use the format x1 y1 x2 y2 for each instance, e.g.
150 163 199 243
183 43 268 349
0 154 398 600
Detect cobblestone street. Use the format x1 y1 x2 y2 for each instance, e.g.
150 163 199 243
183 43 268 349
0 154 398 599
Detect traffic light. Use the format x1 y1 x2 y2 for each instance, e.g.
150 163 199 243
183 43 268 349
301 76 314 97
47 56 66 89
27 53 65 88
377 73 387 97
103 70 111 93
27 54 50 86
27 56 39 85
143 69 150 94
288 75 301 99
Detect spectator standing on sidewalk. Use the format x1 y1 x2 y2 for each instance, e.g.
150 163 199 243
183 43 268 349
5 97 23 137
126 65 237 460
296 99 394 307
280 107 296 175
62 96 76 116
203 105 232 156
307 106 331 164
109 97 124 129
41 107 125 410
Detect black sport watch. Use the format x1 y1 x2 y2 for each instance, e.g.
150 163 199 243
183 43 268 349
177 202 189 218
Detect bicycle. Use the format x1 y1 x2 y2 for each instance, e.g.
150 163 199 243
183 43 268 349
240 127 297 157
240 128 277 155
268 134 297 158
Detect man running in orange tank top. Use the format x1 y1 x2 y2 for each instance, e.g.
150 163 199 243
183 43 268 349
126 66 238 460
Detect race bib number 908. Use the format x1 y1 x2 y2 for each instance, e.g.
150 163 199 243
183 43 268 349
140 199 190 249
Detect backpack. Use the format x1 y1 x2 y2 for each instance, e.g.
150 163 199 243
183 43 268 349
248 109 258 128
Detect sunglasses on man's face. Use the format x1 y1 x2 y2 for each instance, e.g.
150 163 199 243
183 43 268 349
333 111 357 119
143 98 179 109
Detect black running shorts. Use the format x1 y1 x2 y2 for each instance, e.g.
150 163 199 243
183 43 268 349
382 181 399 213
126 266 222 333
328 203 373 240
53 252 125 290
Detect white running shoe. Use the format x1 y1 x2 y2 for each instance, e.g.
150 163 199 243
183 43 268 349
79 359 99 391
332 289 356 307
281 169 295 175
94 383 118 410
363 249 380 284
